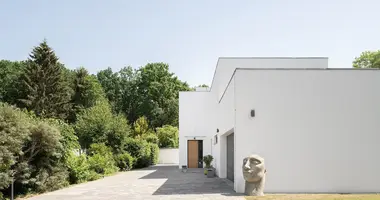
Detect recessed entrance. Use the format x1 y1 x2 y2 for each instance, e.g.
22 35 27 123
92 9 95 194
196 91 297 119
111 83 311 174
187 140 203 168
227 133 234 182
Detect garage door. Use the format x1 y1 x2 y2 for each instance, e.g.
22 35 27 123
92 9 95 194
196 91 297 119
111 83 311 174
227 133 234 182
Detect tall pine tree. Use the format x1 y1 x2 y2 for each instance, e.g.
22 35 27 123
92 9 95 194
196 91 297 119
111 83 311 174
19 39 72 119
67 67 107 123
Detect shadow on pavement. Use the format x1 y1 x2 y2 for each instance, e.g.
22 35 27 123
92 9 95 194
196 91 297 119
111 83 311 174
138 165 243 196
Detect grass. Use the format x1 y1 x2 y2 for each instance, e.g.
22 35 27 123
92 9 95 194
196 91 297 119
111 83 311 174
245 194 380 200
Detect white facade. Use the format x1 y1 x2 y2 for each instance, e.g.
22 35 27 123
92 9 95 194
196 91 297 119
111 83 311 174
179 57 380 193
158 148 179 164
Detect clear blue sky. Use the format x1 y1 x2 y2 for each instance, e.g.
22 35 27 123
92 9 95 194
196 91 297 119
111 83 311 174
1 0 380 86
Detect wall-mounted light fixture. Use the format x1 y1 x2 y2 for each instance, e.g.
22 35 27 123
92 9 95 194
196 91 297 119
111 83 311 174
251 109 255 117
216 128 219 133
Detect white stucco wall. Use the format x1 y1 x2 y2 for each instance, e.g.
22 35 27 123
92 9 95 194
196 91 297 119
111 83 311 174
178 91 215 168
234 69 380 193
158 148 179 164
211 57 328 102
213 75 235 178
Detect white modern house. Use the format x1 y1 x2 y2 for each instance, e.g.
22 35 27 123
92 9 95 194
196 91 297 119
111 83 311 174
179 57 380 194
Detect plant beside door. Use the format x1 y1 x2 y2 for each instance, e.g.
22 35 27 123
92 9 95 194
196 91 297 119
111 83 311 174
202 155 214 177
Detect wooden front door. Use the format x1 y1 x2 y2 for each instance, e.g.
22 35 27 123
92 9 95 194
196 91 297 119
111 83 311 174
188 140 199 168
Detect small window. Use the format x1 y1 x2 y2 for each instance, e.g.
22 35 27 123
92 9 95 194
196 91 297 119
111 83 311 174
214 134 218 145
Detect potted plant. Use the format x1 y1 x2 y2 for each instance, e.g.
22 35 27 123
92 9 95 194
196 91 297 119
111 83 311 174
182 165 188 173
202 155 214 177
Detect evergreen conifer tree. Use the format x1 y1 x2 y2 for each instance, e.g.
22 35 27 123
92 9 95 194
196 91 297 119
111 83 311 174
19 39 72 119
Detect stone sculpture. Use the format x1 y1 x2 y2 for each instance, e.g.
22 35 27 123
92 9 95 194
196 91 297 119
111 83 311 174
242 154 266 196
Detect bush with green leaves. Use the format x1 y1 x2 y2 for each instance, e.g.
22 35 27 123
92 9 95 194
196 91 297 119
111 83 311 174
75 101 131 152
114 152 134 171
43 118 80 160
156 125 179 148
149 143 159 165
21 122 69 193
66 153 91 184
0 103 30 190
87 143 118 175
141 133 159 144
123 138 151 168
1 103 73 195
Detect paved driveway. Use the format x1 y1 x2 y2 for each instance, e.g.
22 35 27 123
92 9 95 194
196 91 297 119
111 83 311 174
26 165 244 200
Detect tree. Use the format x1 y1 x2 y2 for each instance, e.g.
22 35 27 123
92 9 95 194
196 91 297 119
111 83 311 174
199 84 209 87
75 101 131 152
0 103 30 190
97 63 191 128
353 50 380 69
134 63 191 128
0 60 26 104
19 39 73 120
156 125 179 148
68 67 107 123
132 116 151 137
96 67 122 112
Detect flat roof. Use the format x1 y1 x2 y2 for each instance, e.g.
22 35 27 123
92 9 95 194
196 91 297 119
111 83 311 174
209 57 330 92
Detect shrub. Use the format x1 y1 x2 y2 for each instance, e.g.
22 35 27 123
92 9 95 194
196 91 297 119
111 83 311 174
149 143 159 165
88 143 118 175
87 170 101 181
33 166 70 193
203 155 214 168
75 102 131 152
141 133 159 144
66 153 91 184
123 138 151 168
132 116 150 137
107 114 131 153
156 125 178 148
115 152 134 171
43 118 80 161
0 103 30 190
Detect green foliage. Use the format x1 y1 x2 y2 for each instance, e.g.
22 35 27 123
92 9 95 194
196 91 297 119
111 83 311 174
0 41 192 198
353 50 380 69
75 101 113 149
156 125 179 148
75 101 131 152
107 114 131 153
96 67 123 111
141 133 159 144
0 60 25 104
66 153 91 184
123 138 151 168
20 122 68 192
0 103 30 189
136 63 191 128
42 118 79 160
68 67 107 123
198 84 209 87
114 152 134 171
132 116 150 137
148 143 159 165
19 40 73 120
32 165 69 193
87 143 118 175
202 155 214 168
0 103 80 196
97 63 191 129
